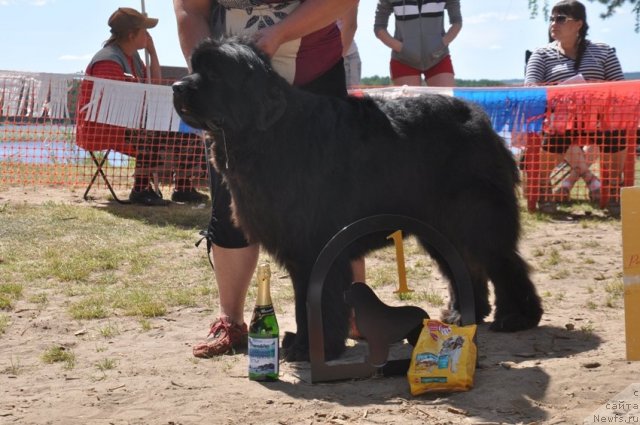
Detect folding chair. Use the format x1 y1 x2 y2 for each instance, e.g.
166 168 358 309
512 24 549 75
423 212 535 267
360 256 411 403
82 149 130 203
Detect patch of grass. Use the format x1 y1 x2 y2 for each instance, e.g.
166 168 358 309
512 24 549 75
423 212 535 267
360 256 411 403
69 296 109 320
580 322 595 336
586 301 597 310
581 240 601 249
399 290 445 307
0 295 12 310
139 318 152 332
98 322 120 338
545 248 562 267
532 248 545 258
0 283 23 310
0 202 229 324
3 357 22 375
96 358 117 372
604 280 624 298
367 266 398 289
550 269 571 280
0 314 10 334
114 290 167 318
28 293 48 306
41 346 76 370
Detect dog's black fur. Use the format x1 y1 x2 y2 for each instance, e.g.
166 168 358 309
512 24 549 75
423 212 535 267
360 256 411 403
173 37 543 362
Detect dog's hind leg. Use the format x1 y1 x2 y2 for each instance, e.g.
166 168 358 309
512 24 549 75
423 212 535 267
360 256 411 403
487 252 543 332
417 240 491 325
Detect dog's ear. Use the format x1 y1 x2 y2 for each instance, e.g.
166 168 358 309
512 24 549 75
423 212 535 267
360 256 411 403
256 86 287 131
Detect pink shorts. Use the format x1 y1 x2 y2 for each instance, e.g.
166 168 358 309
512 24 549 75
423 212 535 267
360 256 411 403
390 55 455 80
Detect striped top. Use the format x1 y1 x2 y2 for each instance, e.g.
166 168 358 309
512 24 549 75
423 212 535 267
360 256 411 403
209 1 342 86
524 40 624 85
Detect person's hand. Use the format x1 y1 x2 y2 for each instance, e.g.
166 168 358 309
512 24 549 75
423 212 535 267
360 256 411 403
252 25 285 58
391 39 403 53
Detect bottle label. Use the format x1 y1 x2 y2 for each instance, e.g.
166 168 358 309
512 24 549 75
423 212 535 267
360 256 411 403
253 305 275 320
248 336 279 377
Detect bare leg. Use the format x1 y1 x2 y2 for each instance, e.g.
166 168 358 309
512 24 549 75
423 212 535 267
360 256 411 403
351 257 365 282
562 145 598 188
393 75 422 86
601 148 627 203
211 243 260 325
426 72 455 87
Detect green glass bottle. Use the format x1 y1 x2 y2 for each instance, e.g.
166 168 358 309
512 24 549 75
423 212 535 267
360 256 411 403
248 263 279 381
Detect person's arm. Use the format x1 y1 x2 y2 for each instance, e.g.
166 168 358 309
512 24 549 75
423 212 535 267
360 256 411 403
443 0 462 47
173 0 212 69
604 46 625 81
145 32 162 81
442 23 462 47
524 50 545 86
373 0 402 52
253 0 359 57
339 3 358 55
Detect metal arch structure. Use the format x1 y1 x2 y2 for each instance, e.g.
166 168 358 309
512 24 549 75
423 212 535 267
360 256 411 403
307 214 476 383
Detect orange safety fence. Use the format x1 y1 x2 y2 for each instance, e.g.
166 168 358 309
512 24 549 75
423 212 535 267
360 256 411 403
1 70 639 210
0 70 208 203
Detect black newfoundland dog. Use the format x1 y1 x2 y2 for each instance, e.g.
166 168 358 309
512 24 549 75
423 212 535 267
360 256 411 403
173 37 543 362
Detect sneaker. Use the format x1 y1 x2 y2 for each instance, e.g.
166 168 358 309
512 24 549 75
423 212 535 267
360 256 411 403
607 199 621 219
129 188 169 206
192 317 248 358
171 188 208 204
538 200 557 214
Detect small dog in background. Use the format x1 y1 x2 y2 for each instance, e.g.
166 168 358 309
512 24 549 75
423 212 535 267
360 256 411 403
173 37 543 362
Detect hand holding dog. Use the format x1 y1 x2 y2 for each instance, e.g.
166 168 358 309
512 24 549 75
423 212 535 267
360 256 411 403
252 26 284 58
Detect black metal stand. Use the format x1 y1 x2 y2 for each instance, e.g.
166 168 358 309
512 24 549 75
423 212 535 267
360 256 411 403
306 214 476 383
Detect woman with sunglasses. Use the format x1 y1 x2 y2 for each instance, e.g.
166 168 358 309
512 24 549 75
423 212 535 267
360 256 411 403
524 0 625 216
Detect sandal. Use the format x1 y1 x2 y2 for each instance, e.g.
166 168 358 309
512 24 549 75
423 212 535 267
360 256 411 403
192 317 248 358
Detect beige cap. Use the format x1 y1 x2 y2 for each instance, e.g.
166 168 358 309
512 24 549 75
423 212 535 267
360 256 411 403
108 7 158 32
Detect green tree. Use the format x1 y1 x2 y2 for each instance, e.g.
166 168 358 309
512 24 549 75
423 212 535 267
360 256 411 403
529 0 640 32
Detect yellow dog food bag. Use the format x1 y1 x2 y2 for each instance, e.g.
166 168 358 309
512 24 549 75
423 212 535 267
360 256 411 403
407 319 477 395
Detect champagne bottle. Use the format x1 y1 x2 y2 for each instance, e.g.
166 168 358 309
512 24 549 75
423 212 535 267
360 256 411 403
248 263 279 381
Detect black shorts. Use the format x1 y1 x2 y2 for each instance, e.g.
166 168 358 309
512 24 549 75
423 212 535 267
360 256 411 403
542 130 627 154
205 59 347 249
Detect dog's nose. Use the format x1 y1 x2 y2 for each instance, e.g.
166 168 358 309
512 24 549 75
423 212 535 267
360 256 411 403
172 80 188 94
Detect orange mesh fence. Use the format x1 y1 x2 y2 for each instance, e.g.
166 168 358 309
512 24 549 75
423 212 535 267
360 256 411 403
521 80 640 211
1 71 638 211
0 71 208 202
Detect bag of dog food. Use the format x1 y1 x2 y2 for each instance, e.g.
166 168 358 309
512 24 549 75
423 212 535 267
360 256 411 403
407 319 477 395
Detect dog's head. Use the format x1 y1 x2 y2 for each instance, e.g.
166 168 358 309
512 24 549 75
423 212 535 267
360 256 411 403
172 37 287 133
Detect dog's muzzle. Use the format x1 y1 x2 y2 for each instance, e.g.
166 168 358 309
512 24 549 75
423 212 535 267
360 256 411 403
172 80 192 114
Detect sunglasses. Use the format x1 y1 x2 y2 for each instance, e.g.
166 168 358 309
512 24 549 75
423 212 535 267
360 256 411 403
549 15 575 24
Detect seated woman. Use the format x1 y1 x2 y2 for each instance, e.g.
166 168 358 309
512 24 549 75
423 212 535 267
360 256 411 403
76 7 207 205
524 0 626 216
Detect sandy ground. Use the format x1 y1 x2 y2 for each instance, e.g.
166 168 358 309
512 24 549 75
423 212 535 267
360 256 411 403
0 187 637 425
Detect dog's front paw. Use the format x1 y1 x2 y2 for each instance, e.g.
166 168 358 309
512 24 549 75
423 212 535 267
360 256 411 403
281 331 310 362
